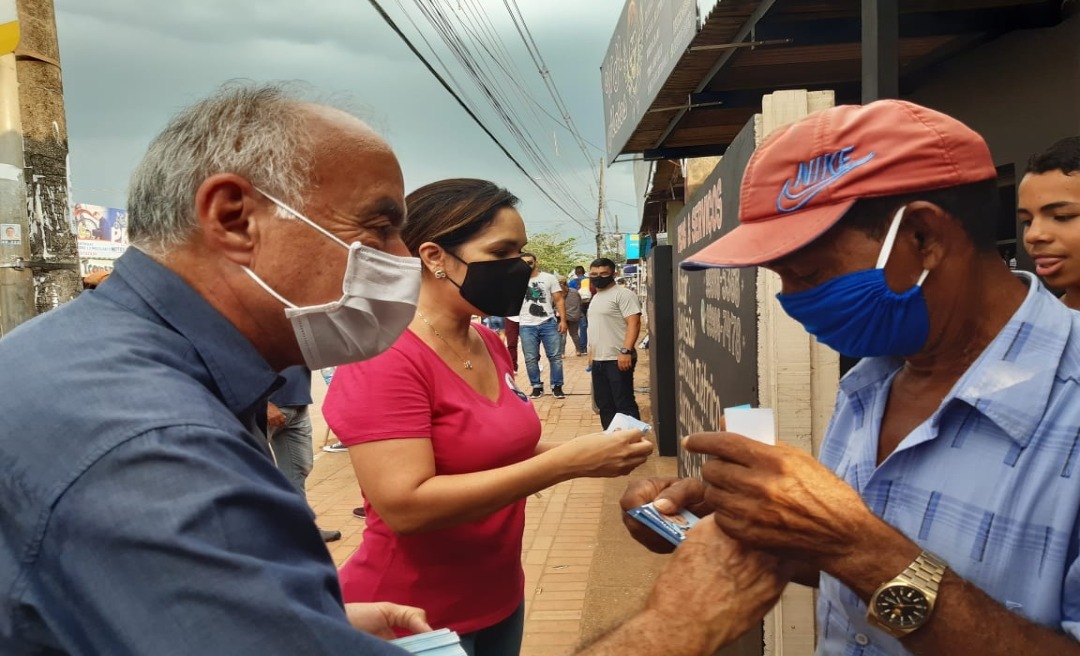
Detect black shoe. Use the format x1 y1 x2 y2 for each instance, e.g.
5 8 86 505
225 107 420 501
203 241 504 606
320 528 342 542
353 507 366 519
530 387 544 399
552 386 566 399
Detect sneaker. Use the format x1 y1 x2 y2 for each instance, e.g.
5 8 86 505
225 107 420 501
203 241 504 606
585 365 592 373
319 528 342 542
353 507 366 519
322 442 348 453
552 386 566 399
530 387 544 399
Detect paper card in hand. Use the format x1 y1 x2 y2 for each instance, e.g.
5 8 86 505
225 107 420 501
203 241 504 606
604 413 652 434
723 406 776 446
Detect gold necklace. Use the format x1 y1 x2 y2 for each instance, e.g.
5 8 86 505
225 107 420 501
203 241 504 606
417 311 476 370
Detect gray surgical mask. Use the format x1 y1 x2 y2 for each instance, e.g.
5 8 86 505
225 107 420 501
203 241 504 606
242 189 421 370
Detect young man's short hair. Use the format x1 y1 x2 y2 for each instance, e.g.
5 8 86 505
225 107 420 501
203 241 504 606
1027 136 1080 176
590 257 616 271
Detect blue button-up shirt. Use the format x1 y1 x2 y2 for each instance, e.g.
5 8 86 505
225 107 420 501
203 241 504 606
0 249 406 655
271 366 314 407
817 272 1080 655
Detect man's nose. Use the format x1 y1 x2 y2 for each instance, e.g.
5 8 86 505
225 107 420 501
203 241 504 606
1023 217 1051 246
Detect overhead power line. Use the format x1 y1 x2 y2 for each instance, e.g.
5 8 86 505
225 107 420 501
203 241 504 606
410 0 595 221
367 0 593 232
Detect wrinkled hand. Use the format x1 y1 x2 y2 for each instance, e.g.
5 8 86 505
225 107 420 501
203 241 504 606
345 602 432 640
617 353 633 372
685 432 874 569
267 402 287 430
646 516 792 653
559 429 653 479
619 477 714 554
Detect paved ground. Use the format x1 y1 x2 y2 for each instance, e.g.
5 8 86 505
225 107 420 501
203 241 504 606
303 341 674 655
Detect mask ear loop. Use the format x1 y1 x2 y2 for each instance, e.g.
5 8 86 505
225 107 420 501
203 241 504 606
241 267 298 309
254 187 350 249
876 206 931 288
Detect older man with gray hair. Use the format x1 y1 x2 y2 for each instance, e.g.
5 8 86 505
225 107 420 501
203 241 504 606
0 82 431 654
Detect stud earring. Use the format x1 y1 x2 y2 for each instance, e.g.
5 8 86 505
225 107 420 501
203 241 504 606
434 270 447 279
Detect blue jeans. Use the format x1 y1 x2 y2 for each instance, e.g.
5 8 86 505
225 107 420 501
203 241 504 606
269 406 314 495
459 601 524 656
520 318 564 389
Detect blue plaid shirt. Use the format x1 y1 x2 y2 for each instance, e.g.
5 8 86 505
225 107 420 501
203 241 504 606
817 272 1080 655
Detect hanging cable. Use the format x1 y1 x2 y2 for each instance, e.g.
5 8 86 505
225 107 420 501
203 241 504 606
367 0 593 231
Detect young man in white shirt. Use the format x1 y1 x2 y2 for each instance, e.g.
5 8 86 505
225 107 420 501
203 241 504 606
518 253 567 398
586 257 641 428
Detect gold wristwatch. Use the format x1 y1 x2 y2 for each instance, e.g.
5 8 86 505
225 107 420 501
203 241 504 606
867 551 947 638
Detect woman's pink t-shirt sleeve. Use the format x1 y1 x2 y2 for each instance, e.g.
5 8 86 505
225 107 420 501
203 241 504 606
323 348 433 446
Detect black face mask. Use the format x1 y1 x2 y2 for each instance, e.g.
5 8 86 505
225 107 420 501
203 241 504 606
446 253 533 317
591 275 615 290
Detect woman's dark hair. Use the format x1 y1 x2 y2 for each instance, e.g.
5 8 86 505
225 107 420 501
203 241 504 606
840 179 1000 253
1027 136 1080 176
402 178 519 256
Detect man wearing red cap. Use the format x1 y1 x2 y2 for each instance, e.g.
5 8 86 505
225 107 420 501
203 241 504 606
623 100 1080 654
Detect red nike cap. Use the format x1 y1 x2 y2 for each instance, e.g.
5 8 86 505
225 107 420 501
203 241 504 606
681 99 997 270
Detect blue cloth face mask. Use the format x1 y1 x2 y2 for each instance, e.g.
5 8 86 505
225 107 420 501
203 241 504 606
776 207 930 358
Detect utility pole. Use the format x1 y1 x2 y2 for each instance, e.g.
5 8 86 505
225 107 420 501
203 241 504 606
594 156 604 259
0 0 76 337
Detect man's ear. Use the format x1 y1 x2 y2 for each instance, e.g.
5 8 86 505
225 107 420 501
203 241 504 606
901 201 951 272
194 174 264 267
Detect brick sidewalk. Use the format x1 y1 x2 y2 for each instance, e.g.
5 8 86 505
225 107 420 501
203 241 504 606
305 341 668 654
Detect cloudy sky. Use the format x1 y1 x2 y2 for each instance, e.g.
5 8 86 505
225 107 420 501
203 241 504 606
53 0 649 245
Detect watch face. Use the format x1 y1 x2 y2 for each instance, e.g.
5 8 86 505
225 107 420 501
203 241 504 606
874 585 930 629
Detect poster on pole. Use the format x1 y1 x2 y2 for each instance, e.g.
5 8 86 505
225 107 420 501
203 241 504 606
0 0 18 57
75 203 129 260
600 0 697 161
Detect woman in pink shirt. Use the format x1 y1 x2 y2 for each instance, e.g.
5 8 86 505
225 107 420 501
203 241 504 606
324 179 652 656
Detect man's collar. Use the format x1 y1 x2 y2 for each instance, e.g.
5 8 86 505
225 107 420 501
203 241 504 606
840 272 1072 447
103 248 281 417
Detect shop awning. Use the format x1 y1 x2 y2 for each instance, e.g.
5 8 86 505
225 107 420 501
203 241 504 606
620 0 1066 161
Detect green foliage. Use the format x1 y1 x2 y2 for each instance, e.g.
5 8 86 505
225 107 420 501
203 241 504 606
524 231 590 277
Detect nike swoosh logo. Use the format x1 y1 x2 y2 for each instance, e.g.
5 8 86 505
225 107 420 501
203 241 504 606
776 152 876 213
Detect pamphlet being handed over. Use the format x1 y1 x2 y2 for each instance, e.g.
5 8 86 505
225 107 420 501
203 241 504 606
604 412 652 435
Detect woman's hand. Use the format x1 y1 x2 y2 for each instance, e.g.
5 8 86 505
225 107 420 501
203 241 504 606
554 429 653 479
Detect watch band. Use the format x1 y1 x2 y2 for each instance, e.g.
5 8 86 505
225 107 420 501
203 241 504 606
899 551 947 591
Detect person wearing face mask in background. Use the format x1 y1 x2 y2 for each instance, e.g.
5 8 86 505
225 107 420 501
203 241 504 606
1019 136 1080 310
0 83 437 655
586 258 642 430
322 178 653 656
623 101 1080 655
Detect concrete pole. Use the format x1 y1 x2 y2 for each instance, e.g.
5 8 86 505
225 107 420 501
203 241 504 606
7 0 77 327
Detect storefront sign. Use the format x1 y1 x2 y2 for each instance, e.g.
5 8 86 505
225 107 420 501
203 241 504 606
671 121 758 480
601 0 697 161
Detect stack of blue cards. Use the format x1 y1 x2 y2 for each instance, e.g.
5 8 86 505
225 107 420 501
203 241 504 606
390 628 467 655
626 502 700 546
